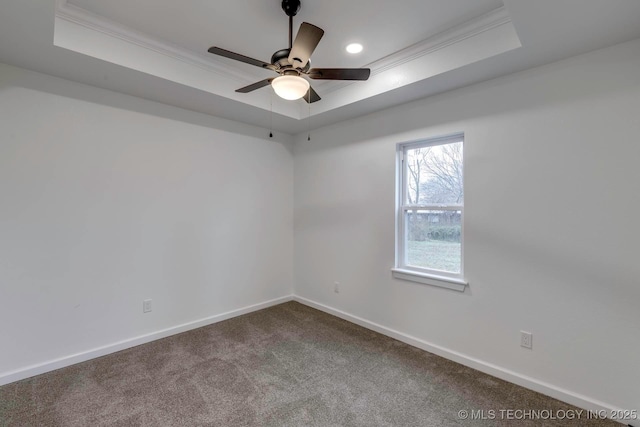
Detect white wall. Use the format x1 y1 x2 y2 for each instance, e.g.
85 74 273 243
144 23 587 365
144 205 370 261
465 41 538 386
2 35 639 415
0 63 293 382
293 38 640 414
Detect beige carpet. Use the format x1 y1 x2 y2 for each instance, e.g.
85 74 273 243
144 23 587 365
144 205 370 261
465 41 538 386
0 302 617 426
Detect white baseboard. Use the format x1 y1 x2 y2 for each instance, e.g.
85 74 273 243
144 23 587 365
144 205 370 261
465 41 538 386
1 293 629 424
0 295 294 386
293 295 627 421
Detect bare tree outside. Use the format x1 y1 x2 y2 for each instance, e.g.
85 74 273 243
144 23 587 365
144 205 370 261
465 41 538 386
406 142 463 205
405 141 463 273
406 147 430 204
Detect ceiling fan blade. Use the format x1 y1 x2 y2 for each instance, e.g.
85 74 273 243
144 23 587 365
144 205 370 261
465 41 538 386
236 78 274 93
288 22 324 69
307 68 371 80
303 86 321 104
208 47 272 69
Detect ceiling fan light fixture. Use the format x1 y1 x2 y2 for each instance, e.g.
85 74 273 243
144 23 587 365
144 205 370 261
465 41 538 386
272 75 310 100
207 2 370 103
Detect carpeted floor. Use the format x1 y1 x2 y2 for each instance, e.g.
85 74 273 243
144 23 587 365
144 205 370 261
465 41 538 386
0 302 617 426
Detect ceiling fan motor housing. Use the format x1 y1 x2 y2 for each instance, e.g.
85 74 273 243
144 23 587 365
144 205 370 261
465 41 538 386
281 0 301 17
271 49 291 68
271 48 310 72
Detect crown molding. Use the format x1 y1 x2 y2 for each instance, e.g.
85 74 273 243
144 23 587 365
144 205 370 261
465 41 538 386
55 1 261 86
53 1 519 120
317 6 514 95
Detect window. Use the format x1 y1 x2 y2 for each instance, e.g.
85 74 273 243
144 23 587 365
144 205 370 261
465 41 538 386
393 133 467 291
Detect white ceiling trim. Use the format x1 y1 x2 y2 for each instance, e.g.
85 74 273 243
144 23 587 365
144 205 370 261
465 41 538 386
374 6 512 74
318 6 513 96
53 1 520 120
313 18 521 115
55 2 258 85
54 1 301 119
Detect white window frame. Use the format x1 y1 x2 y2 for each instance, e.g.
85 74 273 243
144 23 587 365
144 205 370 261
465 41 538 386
392 133 468 292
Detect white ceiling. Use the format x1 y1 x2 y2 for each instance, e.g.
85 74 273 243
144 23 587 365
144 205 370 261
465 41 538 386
1 1 640 135
66 0 503 71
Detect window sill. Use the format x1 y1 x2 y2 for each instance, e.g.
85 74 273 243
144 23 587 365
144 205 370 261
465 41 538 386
391 268 468 292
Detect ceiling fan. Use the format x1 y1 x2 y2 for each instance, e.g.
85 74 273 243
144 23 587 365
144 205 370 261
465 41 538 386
207 0 370 103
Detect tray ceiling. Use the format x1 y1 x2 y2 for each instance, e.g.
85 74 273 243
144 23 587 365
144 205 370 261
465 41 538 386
1 1 640 134
54 0 520 120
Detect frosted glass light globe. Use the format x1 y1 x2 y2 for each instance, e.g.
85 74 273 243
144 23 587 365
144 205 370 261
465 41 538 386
272 75 310 100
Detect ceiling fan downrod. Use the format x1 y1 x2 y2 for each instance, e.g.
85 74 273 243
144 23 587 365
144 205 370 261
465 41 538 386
282 0 301 48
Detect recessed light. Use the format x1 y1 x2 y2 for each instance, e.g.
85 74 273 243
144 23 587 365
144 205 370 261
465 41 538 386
346 43 363 54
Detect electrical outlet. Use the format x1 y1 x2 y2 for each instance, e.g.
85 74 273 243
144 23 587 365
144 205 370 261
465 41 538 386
334 282 340 294
143 299 152 313
520 331 533 349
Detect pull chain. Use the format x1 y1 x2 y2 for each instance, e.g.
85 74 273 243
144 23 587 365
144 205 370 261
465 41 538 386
307 99 311 141
269 92 273 138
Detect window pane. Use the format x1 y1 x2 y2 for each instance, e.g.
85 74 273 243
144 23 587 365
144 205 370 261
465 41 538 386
405 210 461 273
405 142 463 205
